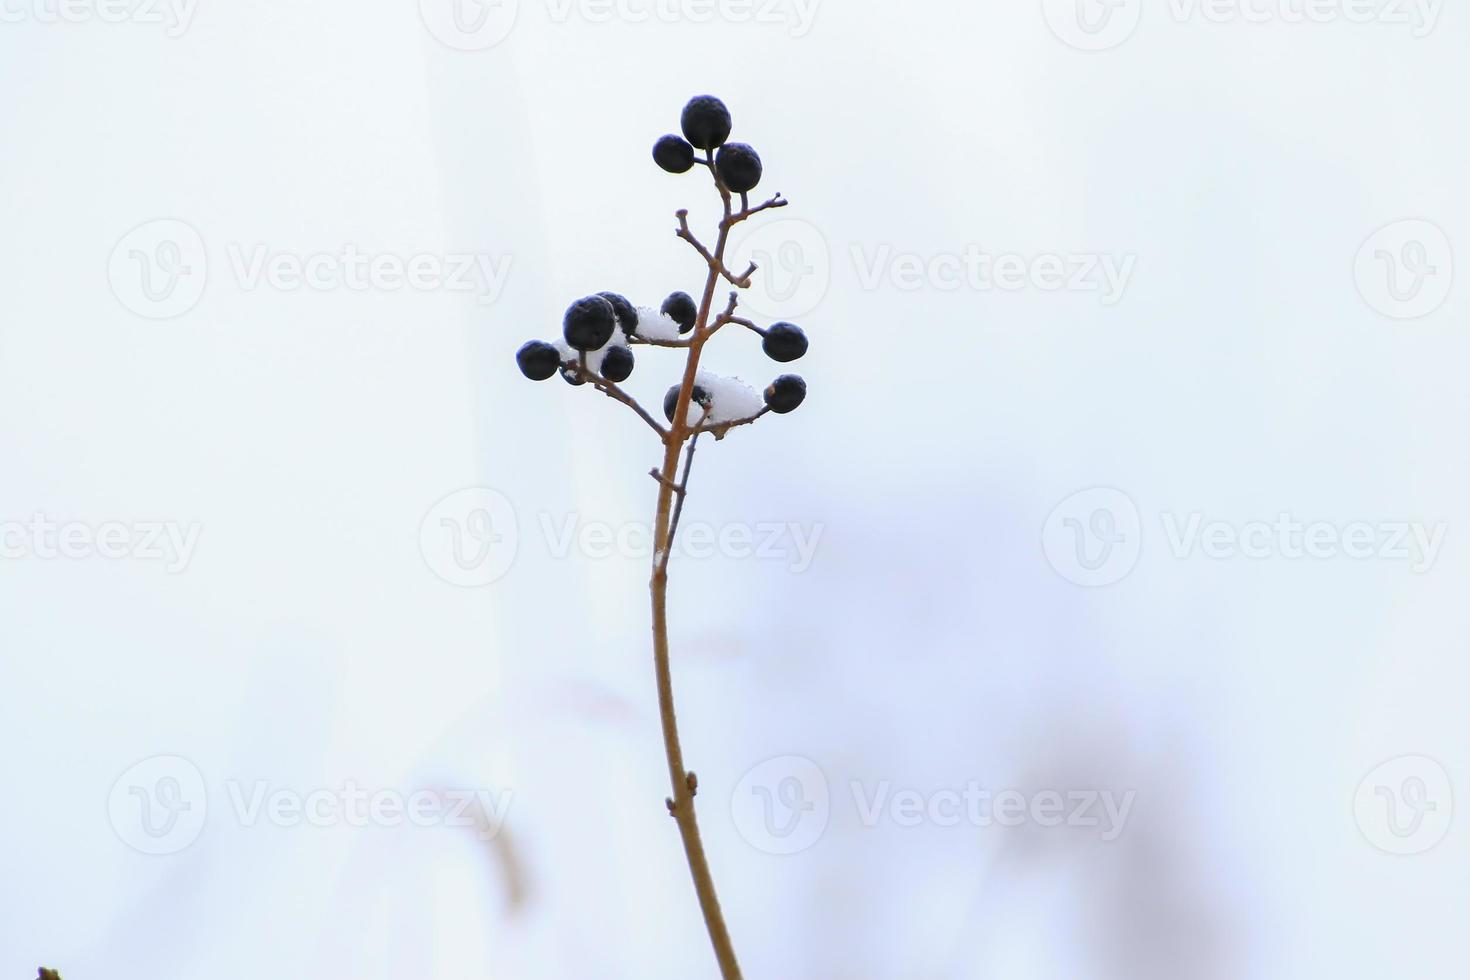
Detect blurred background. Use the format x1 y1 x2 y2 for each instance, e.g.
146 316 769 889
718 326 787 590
1 1 1466 977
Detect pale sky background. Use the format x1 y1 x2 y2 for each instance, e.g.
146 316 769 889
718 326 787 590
1 1 1467 978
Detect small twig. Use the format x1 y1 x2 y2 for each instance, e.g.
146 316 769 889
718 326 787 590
661 407 710 572
677 210 756 288
627 335 694 349
648 469 681 492
724 192 788 228
716 316 762 334
571 359 668 438
694 407 770 440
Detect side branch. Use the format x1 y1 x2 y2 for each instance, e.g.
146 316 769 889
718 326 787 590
694 407 770 440
661 407 710 573
571 361 668 438
723 192 788 229
676 210 756 288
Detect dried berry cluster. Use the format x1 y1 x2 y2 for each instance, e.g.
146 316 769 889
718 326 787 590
515 94 807 430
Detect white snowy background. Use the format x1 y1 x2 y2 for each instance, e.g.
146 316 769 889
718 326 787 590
2 1 1467 978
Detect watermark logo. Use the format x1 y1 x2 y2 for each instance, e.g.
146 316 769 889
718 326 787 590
1354 755 1453 855
1163 513 1446 572
1045 0 1442 49
420 487 520 588
224 782 512 840
851 244 1136 305
0 515 203 573
1167 0 1442 35
419 0 520 50
108 219 208 320
731 755 831 855
420 488 825 586
1043 487 1143 587
108 755 208 855
544 0 821 35
729 218 831 319
539 513 823 573
108 219 513 317
730 755 1138 853
1042 0 1142 51
1355 219 1454 320
108 757 512 855
0 0 198 35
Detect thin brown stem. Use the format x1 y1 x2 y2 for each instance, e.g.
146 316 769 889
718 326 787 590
676 209 755 288
628 335 694 349
662 407 709 573
570 359 668 437
648 148 744 980
694 406 770 440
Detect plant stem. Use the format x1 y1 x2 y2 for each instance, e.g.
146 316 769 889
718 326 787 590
646 150 744 979
650 459 742 978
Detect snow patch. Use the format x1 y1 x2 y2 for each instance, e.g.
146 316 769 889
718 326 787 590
695 370 764 425
635 306 684 341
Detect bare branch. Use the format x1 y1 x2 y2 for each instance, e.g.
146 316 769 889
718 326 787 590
569 359 669 438
627 335 694 349
676 210 755 288
693 406 770 441
724 192 788 229
661 405 710 573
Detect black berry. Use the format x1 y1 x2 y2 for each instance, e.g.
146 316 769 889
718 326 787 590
715 143 762 194
764 375 806 414
516 340 562 381
761 322 807 362
661 291 698 334
598 291 638 335
664 384 712 423
680 95 731 151
601 345 635 383
653 135 696 174
563 295 616 351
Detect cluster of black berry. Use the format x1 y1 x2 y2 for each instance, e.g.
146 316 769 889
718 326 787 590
514 95 808 427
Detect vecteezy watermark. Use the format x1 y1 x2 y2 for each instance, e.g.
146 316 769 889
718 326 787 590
109 755 209 855
1165 0 1442 36
417 0 821 50
1354 219 1454 320
420 487 520 588
1161 513 1447 572
1354 755 1453 856
1044 490 1448 586
731 756 831 855
1042 488 1144 587
538 513 823 573
1044 0 1443 51
418 0 520 50
419 487 824 587
108 755 514 856
851 244 1137 305
0 0 198 36
542 0 822 35
108 219 514 319
730 755 1137 855
0 515 202 573
727 218 831 319
108 219 208 319
1042 0 1143 51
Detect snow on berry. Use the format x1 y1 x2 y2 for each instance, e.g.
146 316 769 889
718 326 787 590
635 305 685 342
695 370 764 424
